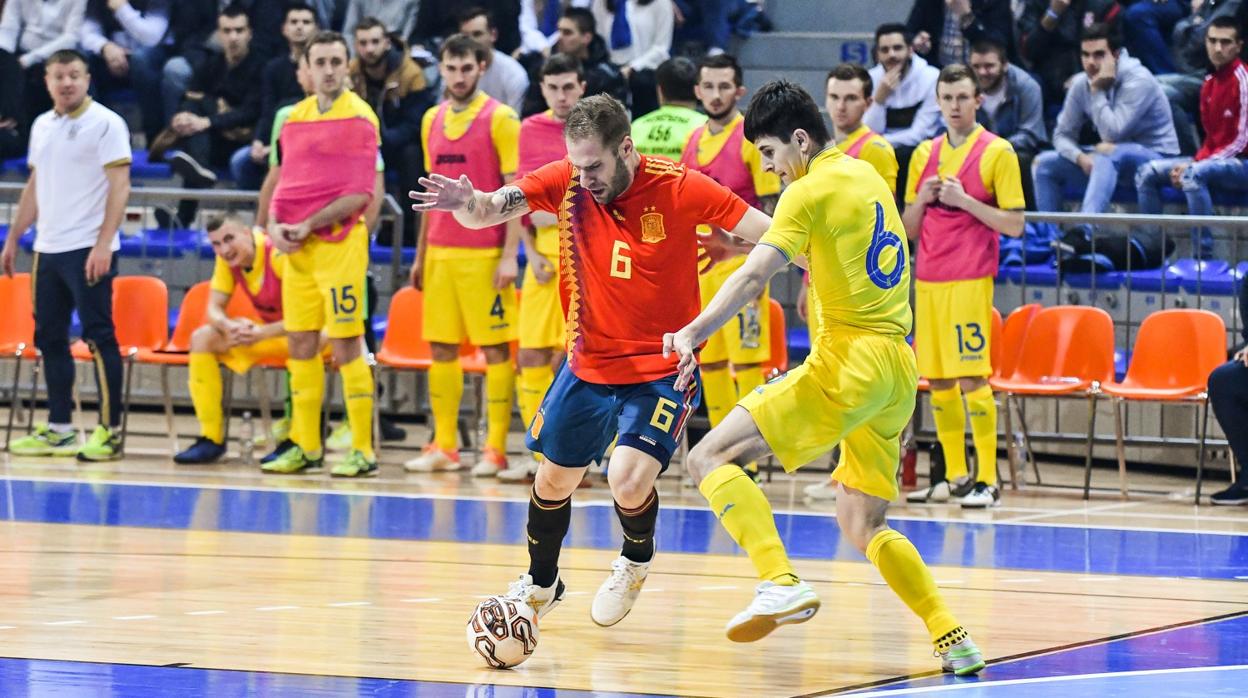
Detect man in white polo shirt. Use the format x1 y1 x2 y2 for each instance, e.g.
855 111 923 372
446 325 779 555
1 49 131 462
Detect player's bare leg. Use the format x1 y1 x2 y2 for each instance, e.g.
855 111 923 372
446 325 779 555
506 458 586 617
591 445 662 627
686 407 820 642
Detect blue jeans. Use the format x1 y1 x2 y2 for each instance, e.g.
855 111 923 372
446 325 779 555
161 56 193 127
1137 156 1248 253
1123 0 1185 75
1034 144 1168 213
128 45 171 143
229 145 267 190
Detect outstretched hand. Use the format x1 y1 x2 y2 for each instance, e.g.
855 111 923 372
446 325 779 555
410 174 475 213
662 327 699 391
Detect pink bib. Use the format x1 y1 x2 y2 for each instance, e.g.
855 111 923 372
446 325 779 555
915 130 1001 282
230 237 282 323
843 129 876 159
679 120 761 209
427 98 506 248
272 117 377 243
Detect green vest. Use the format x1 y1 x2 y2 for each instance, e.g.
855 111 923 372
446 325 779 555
630 105 707 161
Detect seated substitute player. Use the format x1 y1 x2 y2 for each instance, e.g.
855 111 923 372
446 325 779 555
663 80 985 675
174 213 290 464
901 64 1024 509
410 94 774 628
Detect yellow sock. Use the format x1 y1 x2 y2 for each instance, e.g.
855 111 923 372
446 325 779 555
188 352 224 443
964 384 998 486
735 366 765 474
518 364 553 443
929 385 968 481
866 529 960 645
339 355 375 459
702 367 735 427
699 464 797 584
288 357 325 454
429 359 463 452
486 361 515 452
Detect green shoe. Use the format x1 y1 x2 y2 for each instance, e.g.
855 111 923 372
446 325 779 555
940 634 986 676
76 425 122 462
331 449 378 478
325 423 353 452
8 423 77 456
261 444 323 474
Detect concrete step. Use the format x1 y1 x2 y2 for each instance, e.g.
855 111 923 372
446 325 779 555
736 32 873 71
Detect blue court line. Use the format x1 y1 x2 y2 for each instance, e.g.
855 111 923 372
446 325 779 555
2 477 1247 580
0 656 670 697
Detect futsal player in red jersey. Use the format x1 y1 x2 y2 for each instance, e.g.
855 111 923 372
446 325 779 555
411 94 773 629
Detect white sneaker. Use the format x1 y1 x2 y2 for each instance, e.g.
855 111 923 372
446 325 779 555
471 456 503 477
505 573 566 620
906 480 951 503
403 445 461 472
591 556 651 626
725 581 820 642
960 482 1001 509
940 633 986 675
325 423 352 452
803 479 839 501
497 456 540 482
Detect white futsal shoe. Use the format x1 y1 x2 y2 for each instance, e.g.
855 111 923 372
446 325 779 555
591 556 651 626
497 455 540 483
505 573 566 620
906 476 973 504
803 478 839 501
403 445 461 472
726 581 821 642
940 634 987 676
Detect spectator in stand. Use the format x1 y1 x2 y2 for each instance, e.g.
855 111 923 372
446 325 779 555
1206 278 1248 505
905 0 1014 68
80 0 171 145
232 2 319 191
605 0 675 117
157 0 217 131
343 0 418 46
349 15 431 246
970 38 1047 208
0 0 87 147
1018 0 1121 108
156 4 264 224
865 23 942 198
460 6 530 112
1122 0 1186 75
630 55 705 159
1136 15 1248 255
522 7 628 116
414 0 521 56
1161 0 1241 155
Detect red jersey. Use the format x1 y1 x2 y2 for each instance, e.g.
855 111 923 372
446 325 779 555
516 155 749 384
1198 58 1248 161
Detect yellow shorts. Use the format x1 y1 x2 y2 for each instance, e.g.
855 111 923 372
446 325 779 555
914 276 993 380
219 335 289 374
518 250 565 350
739 331 917 502
282 223 368 339
422 247 518 346
699 256 771 366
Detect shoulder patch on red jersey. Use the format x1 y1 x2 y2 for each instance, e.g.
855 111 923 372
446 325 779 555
643 158 685 178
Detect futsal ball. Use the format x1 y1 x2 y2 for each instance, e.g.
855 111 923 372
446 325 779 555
466 596 539 669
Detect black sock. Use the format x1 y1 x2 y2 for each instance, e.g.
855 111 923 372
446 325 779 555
615 489 658 563
527 488 571 587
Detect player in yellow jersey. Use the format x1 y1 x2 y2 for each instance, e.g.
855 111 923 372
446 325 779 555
902 65 1024 509
803 61 903 501
681 54 780 482
664 80 984 675
263 31 384 478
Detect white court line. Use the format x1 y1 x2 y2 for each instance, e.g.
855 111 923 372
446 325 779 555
3 474 1245 537
186 610 225 615
1002 499 1147 524
853 663 1248 696
113 615 157 621
43 620 84 626
0 626 14 630
326 601 371 608
254 606 299 612
1000 577 1044 584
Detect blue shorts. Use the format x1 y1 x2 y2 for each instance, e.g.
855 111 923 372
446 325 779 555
524 362 701 471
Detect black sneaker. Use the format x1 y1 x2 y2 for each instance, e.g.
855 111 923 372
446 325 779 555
1210 482 1248 506
173 436 226 464
379 416 407 442
261 438 295 464
167 149 217 187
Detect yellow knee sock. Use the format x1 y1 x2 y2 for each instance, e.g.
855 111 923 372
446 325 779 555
699 464 798 584
339 355 375 459
188 352 224 443
288 357 325 454
964 385 998 486
929 385 968 481
702 367 735 427
486 361 515 452
517 365 553 431
429 359 463 452
866 529 961 646
734 367 765 474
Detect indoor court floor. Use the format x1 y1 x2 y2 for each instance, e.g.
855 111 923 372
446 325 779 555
0 419 1246 697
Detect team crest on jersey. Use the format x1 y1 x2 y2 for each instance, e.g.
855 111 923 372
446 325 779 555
640 206 666 243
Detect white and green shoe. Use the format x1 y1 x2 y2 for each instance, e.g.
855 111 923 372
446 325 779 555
330 449 377 478
261 445 324 474
76 425 122 462
725 581 821 642
325 423 353 452
8 423 78 456
939 632 986 676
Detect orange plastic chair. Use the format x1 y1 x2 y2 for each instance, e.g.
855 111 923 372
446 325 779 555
993 303 1041 381
0 273 37 447
135 281 213 450
990 305 1115 496
1099 309 1226 502
762 298 788 376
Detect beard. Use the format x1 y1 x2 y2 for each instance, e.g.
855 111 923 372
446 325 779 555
598 154 633 204
706 102 736 121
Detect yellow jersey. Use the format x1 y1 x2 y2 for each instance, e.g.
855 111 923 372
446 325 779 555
837 124 899 194
760 146 911 338
420 90 520 176
904 124 1024 209
209 228 287 297
686 112 781 198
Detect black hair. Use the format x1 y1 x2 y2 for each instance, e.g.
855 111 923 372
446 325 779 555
743 79 830 145
656 56 699 103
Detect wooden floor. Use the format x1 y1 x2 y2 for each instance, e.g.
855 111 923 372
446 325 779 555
0 412 1246 696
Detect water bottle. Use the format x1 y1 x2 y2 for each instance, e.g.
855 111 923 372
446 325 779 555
741 301 762 349
900 434 918 487
240 411 255 464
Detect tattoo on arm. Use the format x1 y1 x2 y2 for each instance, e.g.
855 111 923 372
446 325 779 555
498 186 527 215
